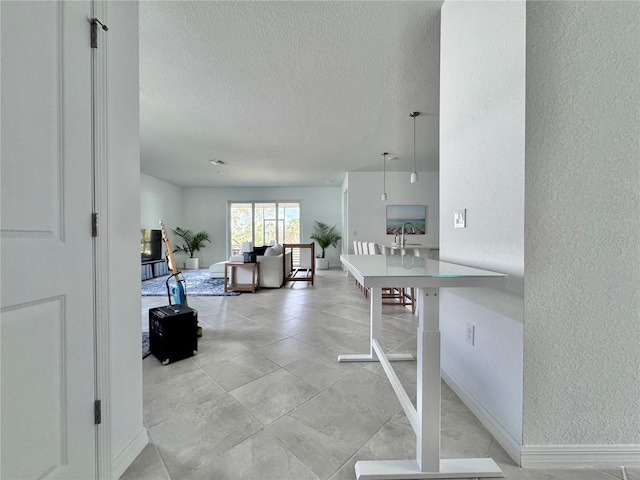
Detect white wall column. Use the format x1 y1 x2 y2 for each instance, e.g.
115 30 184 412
522 0 640 466
439 0 526 463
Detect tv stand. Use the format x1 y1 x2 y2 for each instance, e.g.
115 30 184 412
141 259 168 281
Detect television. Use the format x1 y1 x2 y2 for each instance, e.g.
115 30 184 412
141 229 163 262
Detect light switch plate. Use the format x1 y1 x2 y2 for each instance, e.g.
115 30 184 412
454 209 466 228
465 322 475 345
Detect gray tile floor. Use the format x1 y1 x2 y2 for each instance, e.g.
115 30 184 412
123 269 636 480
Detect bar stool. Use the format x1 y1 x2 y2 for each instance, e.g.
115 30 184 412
353 241 366 293
380 247 409 308
400 252 417 314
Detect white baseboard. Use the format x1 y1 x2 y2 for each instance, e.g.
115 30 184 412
111 427 149 479
521 444 640 468
441 368 522 465
442 369 640 469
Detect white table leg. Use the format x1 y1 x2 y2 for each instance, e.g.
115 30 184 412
352 287 504 479
416 287 440 470
371 287 382 358
338 287 414 363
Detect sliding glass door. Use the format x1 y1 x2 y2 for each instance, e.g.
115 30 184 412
254 203 277 247
229 201 301 255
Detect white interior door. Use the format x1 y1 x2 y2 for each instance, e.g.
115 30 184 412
1 1 97 478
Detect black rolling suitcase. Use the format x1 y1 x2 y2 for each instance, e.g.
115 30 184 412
149 305 198 365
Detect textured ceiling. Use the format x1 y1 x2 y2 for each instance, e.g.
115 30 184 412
140 1 443 187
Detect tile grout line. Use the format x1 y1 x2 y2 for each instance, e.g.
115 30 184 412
147 431 174 480
193 354 268 429
269 361 405 478
189 355 272 461
327 409 404 480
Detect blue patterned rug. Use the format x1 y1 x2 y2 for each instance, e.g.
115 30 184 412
142 332 150 359
141 269 241 297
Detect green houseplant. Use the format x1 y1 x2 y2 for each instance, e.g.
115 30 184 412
309 221 342 270
172 227 211 270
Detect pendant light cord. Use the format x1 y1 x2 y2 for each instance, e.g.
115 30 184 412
383 153 386 191
381 152 388 201
409 111 420 183
413 116 416 173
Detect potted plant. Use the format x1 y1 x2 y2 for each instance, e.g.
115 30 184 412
172 227 211 269
309 221 342 270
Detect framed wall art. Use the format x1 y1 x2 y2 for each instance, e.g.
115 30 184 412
386 205 426 235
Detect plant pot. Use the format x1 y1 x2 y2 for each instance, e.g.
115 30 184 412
184 257 199 270
315 257 329 270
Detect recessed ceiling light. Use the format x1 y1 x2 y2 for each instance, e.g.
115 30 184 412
326 180 334 184
388 155 400 161
210 159 225 166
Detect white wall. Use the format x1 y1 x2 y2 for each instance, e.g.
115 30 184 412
440 0 525 460
181 187 343 269
140 173 184 231
341 176 349 256
346 171 439 252
524 0 640 452
106 1 147 476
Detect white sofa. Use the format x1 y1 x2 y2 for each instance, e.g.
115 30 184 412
209 244 293 288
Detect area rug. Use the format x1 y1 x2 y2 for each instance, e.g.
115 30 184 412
142 332 150 359
141 269 241 297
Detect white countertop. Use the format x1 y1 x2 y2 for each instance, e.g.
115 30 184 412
340 254 508 289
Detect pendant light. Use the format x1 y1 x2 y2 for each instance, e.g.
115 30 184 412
381 152 388 201
410 111 420 184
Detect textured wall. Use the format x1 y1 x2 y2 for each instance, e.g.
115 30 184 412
140 173 184 231
440 0 526 452
524 1 640 445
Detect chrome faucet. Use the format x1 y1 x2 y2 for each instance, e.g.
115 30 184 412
401 222 416 247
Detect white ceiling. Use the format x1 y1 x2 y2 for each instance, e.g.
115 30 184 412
140 1 443 188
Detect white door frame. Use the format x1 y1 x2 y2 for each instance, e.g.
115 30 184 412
92 0 112 477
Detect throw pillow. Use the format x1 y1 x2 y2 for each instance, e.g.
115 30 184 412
253 246 268 256
263 247 276 256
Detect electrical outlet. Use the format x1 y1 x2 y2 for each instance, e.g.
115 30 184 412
465 322 475 346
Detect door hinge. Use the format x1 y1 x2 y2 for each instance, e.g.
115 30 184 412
92 213 98 237
90 18 108 49
94 400 102 425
